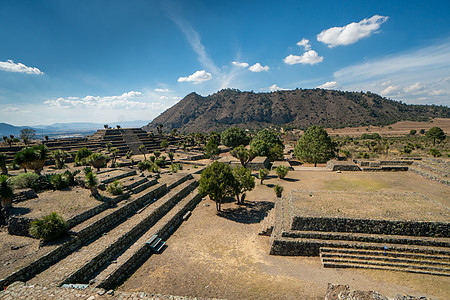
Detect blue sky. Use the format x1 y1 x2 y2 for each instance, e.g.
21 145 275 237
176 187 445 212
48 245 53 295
0 0 449 126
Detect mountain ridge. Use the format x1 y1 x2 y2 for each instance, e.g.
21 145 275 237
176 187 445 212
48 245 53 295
143 88 450 133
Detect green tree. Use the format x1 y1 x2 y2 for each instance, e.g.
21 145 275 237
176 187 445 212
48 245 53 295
409 129 417 135
204 139 220 159
109 147 119 167
419 129 425 135
250 129 284 161
275 165 289 179
208 131 221 145
0 154 8 175
199 161 235 211
221 127 250 148
274 184 283 198
157 124 164 135
230 145 256 167
160 139 169 150
138 145 147 160
232 166 255 204
426 127 446 145
14 144 49 174
74 147 92 165
0 175 14 208
294 125 336 167
87 152 109 171
168 151 175 163
84 171 99 198
51 150 70 169
259 168 269 185
20 128 36 145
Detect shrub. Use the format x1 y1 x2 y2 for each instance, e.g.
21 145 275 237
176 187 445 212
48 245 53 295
137 160 153 171
409 130 417 135
48 173 69 190
29 212 67 241
429 148 441 157
87 152 109 171
153 150 161 158
259 168 270 184
10 172 40 190
107 180 123 195
149 155 156 162
170 163 183 173
274 184 283 198
275 165 289 179
155 157 166 167
75 147 92 164
84 171 99 198
0 174 14 208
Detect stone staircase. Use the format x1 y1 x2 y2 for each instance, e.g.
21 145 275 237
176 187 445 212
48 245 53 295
409 158 450 185
0 167 204 290
119 128 146 154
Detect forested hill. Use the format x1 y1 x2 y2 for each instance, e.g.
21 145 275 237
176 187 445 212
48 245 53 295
143 88 450 133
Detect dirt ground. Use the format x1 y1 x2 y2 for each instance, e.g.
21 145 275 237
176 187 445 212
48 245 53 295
118 169 450 300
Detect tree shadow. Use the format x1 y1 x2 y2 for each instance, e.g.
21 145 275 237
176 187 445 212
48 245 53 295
9 207 31 216
283 178 299 182
217 201 274 224
266 184 275 188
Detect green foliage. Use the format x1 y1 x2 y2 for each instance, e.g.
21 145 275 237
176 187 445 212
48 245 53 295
269 144 284 161
361 133 381 140
429 148 442 157
0 153 7 175
170 163 183 173
51 149 70 169
204 139 220 159
160 139 169 149
29 212 67 241
274 184 284 198
155 157 166 167
48 173 70 190
87 152 109 171
199 161 235 211
275 165 289 179
294 125 336 167
208 131 221 145
149 155 156 162
250 129 284 161
153 150 161 158
75 147 92 164
107 180 123 195
419 129 426 134
137 160 153 171
0 175 14 207
168 151 174 162
259 168 270 185
20 128 36 144
230 145 256 167
125 150 133 159
409 129 417 135
84 171 99 197
232 166 255 204
426 127 446 145
10 172 40 190
221 127 250 148
14 144 49 174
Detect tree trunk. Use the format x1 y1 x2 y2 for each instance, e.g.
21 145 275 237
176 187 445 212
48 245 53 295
1 166 7 175
1 196 12 209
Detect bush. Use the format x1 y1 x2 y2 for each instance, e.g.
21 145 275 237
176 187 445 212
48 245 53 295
10 172 40 190
153 150 161 158
275 165 289 179
274 184 283 198
87 152 109 171
259 168 269 184
29 212 67 241
75 147 92 164
107 180 123 195
155 157 166 167
170 163 183 173
137 160 153 171
47 173 69 190
429 148 442 157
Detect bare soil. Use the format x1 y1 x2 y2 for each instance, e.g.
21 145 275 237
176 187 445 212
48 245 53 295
118 168 450 299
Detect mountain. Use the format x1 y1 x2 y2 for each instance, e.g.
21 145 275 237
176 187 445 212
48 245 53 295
0 123 36 137
143 89 450 133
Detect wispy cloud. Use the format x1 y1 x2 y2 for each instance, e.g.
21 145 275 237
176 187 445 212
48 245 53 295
284 50 323 65
316 81 340 89
0 59 44 75
317 15 388 48
296 38 311 50
334 40 450 104
249 63 269 72
154 88 171 92
232 61 249 68
3 106 31 113
177 70 212 83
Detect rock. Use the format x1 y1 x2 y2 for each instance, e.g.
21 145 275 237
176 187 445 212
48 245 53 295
106 290 114 295
8 216 33 237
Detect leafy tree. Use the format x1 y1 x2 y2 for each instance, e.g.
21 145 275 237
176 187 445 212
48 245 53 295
104 124 109 129
419 129 425 135
84 171 99 198
14 144 49 174
109 147 119 167
153 150 161 158
0 175 14 208
232 166 255 204
74 147 92 165
204 139 220 159
426 127 446 145
0 154 8 175
87 152 109 171
160 139 169 150
199 161 235 211
2 136 7 144
29 212 67 241
208 131 221 145
20 128 36 145
269 143 284 161
294 125 336 167
275 165 289 179
51 150 70 169
250 129 284 161
230 145 256 167
409 129 417 135
116 125 121 129
429 148 442 157
221 127 250 148
259 168 269 185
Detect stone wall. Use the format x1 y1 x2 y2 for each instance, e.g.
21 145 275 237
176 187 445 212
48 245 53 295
291 216 449 238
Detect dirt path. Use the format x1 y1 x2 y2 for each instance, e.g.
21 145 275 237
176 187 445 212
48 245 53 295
119 170 450 299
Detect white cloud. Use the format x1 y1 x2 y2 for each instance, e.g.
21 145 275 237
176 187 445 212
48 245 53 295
43 91 163 110
232 61 249 68
154 88 171 92
284 50 324 65
317 15 388 48
177 70 212 83
249 63 269 72
296 38 311 50
316 81 340 89
3 106 31 113
267 84 288 92
0 59 44 75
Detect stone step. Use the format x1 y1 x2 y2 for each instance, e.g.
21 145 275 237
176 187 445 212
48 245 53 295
92 190 202 290
282 230 450 248
322 260 450 277
409 163 449 185
115 175 149 191
320 252 450 267
320 247 450 261
27 179 197 287
97 169 137 184
61 179 199 287
411 161 450 177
